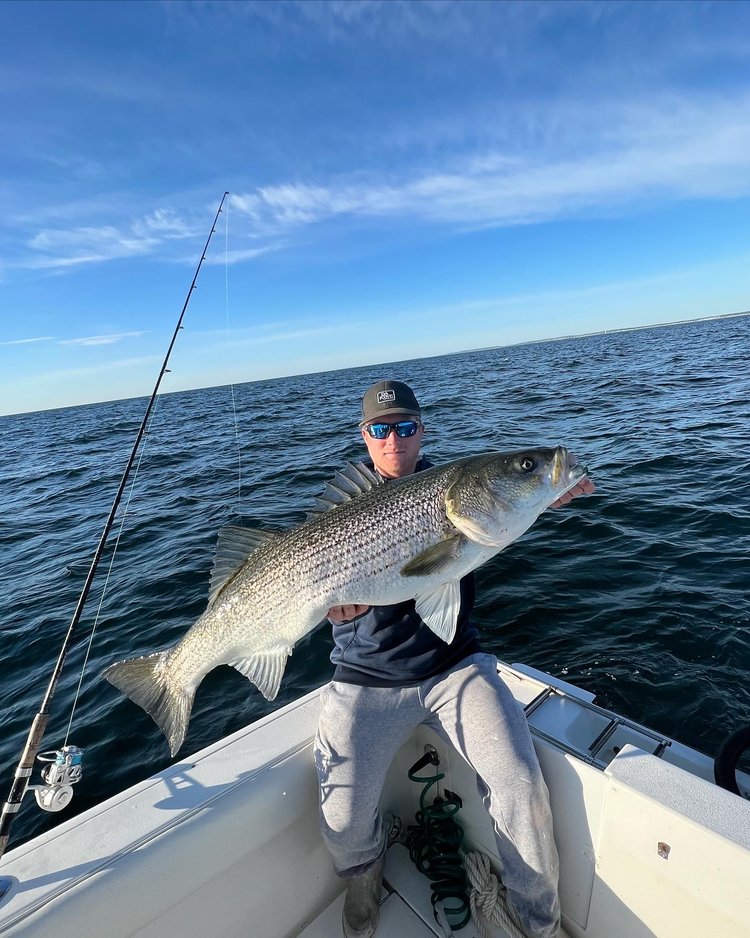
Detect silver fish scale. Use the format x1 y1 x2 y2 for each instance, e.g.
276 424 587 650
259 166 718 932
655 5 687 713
243 460 460 614
167 461 467 684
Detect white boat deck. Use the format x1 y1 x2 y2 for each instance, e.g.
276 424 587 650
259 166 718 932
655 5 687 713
299 844 571 938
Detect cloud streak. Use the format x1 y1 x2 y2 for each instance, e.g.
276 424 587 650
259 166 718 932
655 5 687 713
23 225 157 270
232 92 750 235
12 201 263 272
59 331 147 347
202 243 282 265
232 322 364 346
15 207 201 272
0 336 55 346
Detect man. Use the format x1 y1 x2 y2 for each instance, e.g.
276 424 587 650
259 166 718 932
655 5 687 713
314 379 594 938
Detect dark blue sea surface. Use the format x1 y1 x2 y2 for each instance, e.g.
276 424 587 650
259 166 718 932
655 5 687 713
1 314 749 849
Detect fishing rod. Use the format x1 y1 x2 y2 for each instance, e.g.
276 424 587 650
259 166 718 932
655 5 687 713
0 191 230 860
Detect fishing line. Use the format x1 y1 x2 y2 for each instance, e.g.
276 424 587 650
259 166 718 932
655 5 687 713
69 195 243 744
66 197 240 747
224 195 244 516
0 192 230 859
62 394 163 748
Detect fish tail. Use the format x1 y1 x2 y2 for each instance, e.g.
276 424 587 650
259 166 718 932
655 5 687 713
103 651 194 757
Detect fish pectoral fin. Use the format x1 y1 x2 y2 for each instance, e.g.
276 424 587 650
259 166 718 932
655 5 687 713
229 647 291 701
400 535 463 577
209 525 281 606
445 509 505 547
414 581 461 645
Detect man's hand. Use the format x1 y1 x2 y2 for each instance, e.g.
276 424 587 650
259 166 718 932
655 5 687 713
550 477 596 509
327 604 371 624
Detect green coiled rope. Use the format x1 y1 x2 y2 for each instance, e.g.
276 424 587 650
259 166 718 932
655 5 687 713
405 749 471 931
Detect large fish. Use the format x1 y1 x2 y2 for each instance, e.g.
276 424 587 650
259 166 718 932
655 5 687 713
104 447 587 755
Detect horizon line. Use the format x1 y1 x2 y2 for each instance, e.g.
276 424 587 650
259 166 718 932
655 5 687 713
4 307 749 420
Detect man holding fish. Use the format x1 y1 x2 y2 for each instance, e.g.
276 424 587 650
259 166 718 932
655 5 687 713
318 380 594 938
104 378 593 938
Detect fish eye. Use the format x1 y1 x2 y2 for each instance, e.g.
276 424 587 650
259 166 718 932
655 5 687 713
519 456 536 472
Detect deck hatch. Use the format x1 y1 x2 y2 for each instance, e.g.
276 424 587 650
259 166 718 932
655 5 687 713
524 686 672 769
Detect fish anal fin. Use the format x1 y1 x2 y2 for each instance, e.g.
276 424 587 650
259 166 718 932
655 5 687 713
414 581 461 645
209 525 280 606
230 647 291 701
400 535 463 577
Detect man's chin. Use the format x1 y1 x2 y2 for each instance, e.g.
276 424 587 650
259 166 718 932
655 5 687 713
378 457 415 479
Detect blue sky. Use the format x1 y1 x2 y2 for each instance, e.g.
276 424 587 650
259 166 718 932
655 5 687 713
2 0 750 416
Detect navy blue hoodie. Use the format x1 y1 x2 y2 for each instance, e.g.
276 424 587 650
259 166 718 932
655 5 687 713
330 456 482 687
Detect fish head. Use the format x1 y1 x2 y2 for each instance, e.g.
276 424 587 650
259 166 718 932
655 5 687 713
445 447 588 549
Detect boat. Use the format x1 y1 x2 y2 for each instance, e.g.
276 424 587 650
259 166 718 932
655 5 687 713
1 657 748 937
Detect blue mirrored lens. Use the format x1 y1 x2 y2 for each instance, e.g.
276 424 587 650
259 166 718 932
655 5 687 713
366 421 419 439
394 421 419 437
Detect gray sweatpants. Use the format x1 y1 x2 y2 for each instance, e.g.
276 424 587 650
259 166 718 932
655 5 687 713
313 652 560 938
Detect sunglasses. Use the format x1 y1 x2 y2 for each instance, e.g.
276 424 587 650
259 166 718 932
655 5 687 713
364 420 421 439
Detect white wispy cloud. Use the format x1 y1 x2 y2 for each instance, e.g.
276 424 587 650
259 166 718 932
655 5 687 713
25 225 157 269
0 336 55 346
231 92 750 235
188 320 365 354
18 207 199 271
11 84 750 277
132 208 196 240
202 243 282 265
237 322 364 345
59 331 147 347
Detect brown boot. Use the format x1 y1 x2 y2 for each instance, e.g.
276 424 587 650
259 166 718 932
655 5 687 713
342 853 385 938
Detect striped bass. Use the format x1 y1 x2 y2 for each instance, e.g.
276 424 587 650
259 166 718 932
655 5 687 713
104 446 587 755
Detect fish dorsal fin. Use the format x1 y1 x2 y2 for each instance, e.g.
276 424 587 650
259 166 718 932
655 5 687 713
209 525 280 606
229 646 292 701
306 461 383 517
414 580 461 645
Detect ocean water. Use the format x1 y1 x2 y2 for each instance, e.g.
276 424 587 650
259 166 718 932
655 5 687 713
1 314 749 850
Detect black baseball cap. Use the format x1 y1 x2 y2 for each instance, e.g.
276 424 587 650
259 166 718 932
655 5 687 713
360 380 421 427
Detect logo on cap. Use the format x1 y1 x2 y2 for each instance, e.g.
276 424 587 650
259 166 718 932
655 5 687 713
377 390 396 404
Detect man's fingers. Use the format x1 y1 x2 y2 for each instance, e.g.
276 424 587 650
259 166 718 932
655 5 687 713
550 476 596 509
573 477 596 496
327 603 370 623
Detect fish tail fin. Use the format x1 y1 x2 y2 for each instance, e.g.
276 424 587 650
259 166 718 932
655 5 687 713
103 651 194 757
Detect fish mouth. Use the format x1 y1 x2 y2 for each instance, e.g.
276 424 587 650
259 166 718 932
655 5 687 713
552 447 588 492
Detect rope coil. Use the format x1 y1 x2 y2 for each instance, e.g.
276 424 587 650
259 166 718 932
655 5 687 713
404 748 529 938
464 851 528 938
405 750 471 931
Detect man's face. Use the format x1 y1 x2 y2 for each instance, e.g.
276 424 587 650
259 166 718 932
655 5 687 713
361 414 424 479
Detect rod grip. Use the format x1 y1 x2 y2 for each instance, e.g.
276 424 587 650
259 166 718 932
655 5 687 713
0 712 48 859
